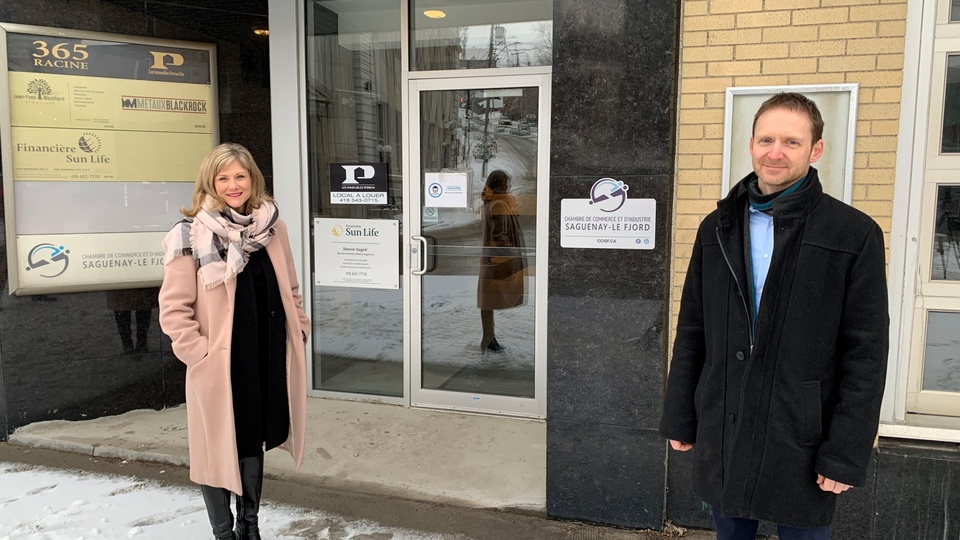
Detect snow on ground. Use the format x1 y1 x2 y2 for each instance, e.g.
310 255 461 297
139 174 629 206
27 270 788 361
0 462 447 540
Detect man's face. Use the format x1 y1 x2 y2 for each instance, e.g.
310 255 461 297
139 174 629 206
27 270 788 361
749 108 824 195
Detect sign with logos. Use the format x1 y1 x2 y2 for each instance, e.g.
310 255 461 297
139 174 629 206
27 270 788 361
329 162 388 205
0 24 217 294
314 218 399 290
424 170 471 208
17 232 167 287
560 178 657 250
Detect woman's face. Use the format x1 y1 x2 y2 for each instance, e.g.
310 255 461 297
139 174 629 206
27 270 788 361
214 160 251 212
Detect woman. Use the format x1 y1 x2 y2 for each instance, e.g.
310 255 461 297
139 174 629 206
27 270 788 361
159 143 310 540
477 170 526 353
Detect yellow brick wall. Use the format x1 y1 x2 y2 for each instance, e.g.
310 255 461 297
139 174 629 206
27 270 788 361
670 0 907 346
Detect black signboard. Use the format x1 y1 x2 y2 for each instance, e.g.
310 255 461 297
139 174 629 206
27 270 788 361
330 162 388 205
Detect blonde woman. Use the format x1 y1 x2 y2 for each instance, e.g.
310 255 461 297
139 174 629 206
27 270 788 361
159 143 310 540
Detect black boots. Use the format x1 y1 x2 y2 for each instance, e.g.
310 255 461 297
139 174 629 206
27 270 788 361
201 455 263 540
200 484 238 540
235 455 264 540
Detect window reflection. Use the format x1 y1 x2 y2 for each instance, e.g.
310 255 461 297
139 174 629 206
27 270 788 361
932 186 960 280
923 311 960 392
418 87 539 398
305 0 404 397
412 1 552 70
943 55 960 153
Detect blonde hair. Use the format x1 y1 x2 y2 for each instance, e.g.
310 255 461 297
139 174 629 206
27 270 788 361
182 142 273 217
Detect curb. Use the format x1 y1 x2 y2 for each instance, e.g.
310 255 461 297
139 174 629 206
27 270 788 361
8 434 189 468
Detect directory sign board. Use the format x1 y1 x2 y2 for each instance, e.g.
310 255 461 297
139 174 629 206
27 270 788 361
0 23 218 294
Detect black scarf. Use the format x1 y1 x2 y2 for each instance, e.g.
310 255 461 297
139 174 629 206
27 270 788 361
747 168 814 213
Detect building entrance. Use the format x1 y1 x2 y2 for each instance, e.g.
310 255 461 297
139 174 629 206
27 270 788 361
407 74 549 416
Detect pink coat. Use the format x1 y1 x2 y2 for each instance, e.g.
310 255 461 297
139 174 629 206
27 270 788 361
159 218 310 495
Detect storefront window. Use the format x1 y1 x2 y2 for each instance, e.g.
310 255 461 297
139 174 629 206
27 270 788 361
931 185 960 280
923 311 960 392
305 0 403 397
411 0 552 71
942 55 960 153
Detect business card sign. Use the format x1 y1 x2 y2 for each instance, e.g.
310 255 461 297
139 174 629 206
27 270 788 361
560 178 656 250
314 218 399 289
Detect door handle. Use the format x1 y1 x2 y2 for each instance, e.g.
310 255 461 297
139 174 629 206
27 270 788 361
411 235 428 275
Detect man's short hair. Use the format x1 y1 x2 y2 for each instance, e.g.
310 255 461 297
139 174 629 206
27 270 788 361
752 92 824 143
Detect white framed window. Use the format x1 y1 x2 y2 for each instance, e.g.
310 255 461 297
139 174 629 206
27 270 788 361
720 84 858 203
887 0 960 438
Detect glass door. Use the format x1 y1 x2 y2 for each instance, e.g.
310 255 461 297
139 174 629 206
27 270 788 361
407 74 549 416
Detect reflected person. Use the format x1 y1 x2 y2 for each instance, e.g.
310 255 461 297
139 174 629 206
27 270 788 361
106 287 158 354
159 143 311 540
477 170 526 353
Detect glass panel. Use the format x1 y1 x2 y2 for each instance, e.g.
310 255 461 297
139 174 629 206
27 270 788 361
931 185 960 280
411 0 552 71
923 311 960 392
953 0 960 22
943 54 960 153
305 0 403 397
419 87 538 398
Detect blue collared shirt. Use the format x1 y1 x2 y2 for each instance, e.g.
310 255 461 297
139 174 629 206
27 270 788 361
748 206 774 319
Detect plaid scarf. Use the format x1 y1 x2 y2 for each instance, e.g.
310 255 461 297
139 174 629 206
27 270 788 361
162 196 278 290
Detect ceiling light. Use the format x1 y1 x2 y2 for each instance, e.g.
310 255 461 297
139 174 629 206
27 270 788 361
253 27 269 36
424 10 446 19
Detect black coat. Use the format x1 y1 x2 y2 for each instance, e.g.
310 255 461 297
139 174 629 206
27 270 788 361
231 248 289 460
660 169 889 527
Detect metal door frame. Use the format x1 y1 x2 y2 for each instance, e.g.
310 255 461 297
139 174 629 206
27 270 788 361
404 71 550 417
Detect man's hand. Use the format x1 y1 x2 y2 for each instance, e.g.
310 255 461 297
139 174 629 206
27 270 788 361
669 440 694 451
816 474 851 494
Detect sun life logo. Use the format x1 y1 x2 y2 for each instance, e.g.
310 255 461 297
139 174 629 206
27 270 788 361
331 225 344 237
78 133 101 153
25 243 70 278
588 178 629 212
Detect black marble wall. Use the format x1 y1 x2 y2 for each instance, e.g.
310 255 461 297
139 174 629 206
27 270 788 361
667 439 960 540
873 440 960 539
546 0 679 530
0 0 271 436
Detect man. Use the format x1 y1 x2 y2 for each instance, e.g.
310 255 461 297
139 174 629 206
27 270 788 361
660 92 889 539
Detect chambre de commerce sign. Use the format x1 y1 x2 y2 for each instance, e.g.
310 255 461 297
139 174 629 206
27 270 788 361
560 178 657 250
0 23 217 294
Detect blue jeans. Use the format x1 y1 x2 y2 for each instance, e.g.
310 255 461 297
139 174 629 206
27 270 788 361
711 506 831 540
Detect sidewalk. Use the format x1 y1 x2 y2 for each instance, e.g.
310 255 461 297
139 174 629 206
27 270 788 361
10 398 545 511
7 398 713 539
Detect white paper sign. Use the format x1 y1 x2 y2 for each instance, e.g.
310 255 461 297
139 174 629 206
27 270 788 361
560 178 656 250
314 218 399 289
424 171 470 208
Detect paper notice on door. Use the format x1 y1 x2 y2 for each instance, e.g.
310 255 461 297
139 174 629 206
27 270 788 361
314 218 399 289
424 170 471 208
